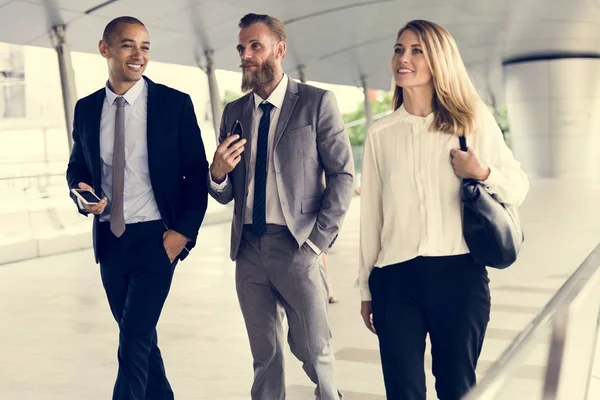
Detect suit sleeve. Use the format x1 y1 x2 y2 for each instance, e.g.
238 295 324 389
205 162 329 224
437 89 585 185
308 90 355 252
207 102 234 204
173 94 209 240
65 100 92 217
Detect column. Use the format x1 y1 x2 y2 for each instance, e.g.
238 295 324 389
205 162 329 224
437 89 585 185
204 49 222 141
503 56 600 178
361 75 373 129
51 24 77 151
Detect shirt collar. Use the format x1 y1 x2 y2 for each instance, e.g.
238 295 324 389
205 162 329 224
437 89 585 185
397 103 435 124
104 78 146 106
253 74 289 111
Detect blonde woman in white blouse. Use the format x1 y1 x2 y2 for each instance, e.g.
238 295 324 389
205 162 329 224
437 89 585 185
358 20 529 400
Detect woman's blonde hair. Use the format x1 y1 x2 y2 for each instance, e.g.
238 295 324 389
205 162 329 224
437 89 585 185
393 20 480 135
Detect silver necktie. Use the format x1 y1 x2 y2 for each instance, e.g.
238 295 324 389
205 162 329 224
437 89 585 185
110 96 126 237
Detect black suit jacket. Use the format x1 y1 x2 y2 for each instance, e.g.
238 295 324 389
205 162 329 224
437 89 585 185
66 76 209 262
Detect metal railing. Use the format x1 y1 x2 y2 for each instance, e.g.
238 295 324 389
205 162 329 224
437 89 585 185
463 243 600 400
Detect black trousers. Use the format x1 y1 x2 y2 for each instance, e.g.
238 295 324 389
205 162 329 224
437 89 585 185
98 220 177 400
369 255 490 400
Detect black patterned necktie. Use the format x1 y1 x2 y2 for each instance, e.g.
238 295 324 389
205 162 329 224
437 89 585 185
252 102 274 236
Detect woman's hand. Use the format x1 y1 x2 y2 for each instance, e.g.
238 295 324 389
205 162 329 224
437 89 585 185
450 147 490 181
360 301 376 334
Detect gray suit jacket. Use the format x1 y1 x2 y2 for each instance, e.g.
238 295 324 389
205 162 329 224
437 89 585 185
209 78 355 261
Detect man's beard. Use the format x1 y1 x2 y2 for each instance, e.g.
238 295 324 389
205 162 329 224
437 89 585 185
241 57 276 93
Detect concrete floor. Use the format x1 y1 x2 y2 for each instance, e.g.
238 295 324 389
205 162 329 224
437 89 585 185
1 179 600 399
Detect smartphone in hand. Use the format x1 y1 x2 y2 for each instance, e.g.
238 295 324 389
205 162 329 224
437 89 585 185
228 120 243 148
71 188 101 205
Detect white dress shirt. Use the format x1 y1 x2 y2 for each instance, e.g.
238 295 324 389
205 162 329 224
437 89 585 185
98 78 161 223
211 75 321 254
358 102 530 300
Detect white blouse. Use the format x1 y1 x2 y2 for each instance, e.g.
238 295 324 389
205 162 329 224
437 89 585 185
358 103 529 301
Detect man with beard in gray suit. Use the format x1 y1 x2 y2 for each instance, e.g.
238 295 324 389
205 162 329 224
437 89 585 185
208 13 354 400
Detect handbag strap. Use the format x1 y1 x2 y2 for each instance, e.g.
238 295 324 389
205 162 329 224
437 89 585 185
459 135 468 151
458 135 477 185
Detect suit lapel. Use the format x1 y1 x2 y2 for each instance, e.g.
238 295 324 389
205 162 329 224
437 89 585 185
144 76 161 176
89 89 105 192
240 95 254 172
274 79 299 149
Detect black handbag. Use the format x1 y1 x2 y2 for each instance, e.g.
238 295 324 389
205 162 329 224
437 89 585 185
459 135 524 269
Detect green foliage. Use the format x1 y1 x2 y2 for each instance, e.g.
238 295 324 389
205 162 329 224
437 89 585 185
222 90 244 108
493 105 510 140
343 91 393 147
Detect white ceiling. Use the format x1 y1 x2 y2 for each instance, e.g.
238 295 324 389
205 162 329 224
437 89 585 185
0 0 599 99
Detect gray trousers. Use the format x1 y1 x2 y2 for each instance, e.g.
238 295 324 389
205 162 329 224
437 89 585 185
236 225 343 400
